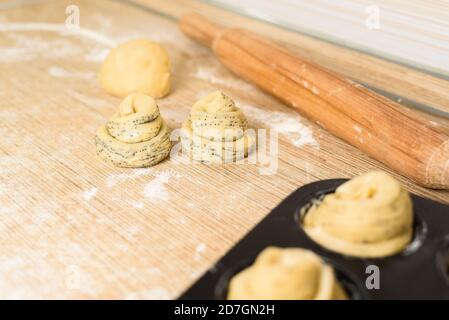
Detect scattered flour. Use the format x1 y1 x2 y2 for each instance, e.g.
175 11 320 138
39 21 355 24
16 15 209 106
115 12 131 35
194 66 255 91
131 201 145 209
143 179 169 202
47 66 95 79
84 46 109 62
0 23 115 65
106 168 153 187
1 33 81 63
241 104 319 148
196 89 213 100
353 125 362 134
147 267 163 276
48 66 74 77
0 47 34 63
143 170 182 202
194 243 207 262
158 106 188 124
82 187 98 201
123 226 140 243
69 91 110 109
0 23 116 47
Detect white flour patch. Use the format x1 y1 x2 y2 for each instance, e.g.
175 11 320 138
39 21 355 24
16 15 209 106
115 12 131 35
159 106 187 124
353 125 362 134
0 23 115 65
189 269 203 279
143 170 182 202
194 66 255 91
147 267 162 276
241 104 318 148
91 14 113 30
0 47 33 63
1 33 84 63
47 66 95 79
194 243 207 262
195 89 213 100
123 226 140 243
84 47 109 62
106 168 153 187
68 91 109 109
0 23 116 47
48 66 73 77
82 187 98 201
131 201 144 209
195 66 225 84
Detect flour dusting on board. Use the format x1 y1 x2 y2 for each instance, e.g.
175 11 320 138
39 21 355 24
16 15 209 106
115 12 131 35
0 23 116 65
47 66 95 79
0 33 84 63
84 46 109 62
143 170 182 202
0 23 116 47
69 91 109 109
82 187 98 201
106 168 154 187
131 201 145 209
0 47 33 63
194 243 207 262
48 66 75 78
194 65 255 91
241 104 319 148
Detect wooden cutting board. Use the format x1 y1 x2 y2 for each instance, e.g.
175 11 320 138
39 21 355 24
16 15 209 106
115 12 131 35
0 0 448 299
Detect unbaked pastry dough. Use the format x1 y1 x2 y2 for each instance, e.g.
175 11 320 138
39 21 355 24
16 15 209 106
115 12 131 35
227 247 347 300
95 93 171 167
303 171 413 258
99 39 171 98
181 91 254 163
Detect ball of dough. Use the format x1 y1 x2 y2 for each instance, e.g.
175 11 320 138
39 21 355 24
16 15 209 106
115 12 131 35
181 91 254 163
99 39 171 98
303 171 413 258
227 247 347 300
95 93 171 167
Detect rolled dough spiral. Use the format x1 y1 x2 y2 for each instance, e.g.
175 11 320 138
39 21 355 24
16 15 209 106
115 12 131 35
227 247 347 300
95 93 171 167
181 91 254 163
303 171 413 258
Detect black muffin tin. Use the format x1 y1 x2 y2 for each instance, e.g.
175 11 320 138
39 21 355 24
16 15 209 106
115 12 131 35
179 179 449 300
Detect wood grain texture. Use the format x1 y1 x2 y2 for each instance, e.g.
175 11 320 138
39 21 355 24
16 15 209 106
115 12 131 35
0 0 448 299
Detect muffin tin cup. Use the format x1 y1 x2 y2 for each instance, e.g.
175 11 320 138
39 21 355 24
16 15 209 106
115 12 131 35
213 253 369 300
179 179 449 300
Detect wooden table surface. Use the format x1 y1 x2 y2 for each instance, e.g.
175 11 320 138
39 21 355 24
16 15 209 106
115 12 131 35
0 0 448 299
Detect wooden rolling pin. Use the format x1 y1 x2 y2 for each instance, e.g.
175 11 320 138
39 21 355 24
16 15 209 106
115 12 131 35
179 13 449 189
